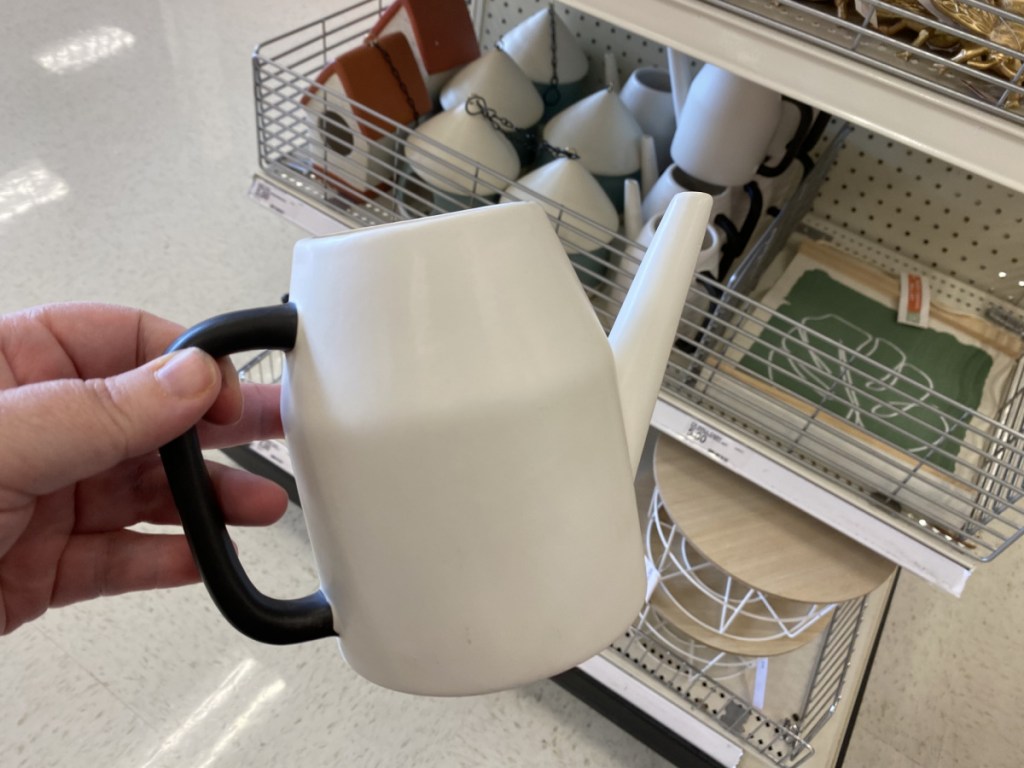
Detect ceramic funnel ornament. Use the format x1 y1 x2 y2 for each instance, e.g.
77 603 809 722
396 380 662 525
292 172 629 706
541 87 644 211
440 49 544 163
500 5 590 119
500 156 618 288
401 98 520 213
440 49 544 129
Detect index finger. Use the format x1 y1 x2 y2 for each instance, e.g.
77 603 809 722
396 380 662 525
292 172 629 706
8 302 244 425
17 302 194 375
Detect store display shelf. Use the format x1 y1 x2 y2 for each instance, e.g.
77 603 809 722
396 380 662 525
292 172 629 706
569 0 1024 195
245 166 992 598
249 1 1024 596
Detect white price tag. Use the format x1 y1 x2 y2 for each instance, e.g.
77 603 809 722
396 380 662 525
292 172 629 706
681 419 748 471
249 438 294 476
752 657 769 710
897 271 931 327
247 176 348 236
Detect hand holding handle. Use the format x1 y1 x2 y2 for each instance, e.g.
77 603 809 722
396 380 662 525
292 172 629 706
159 302 336 645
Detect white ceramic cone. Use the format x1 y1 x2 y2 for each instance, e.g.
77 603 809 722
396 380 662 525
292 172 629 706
440 49 544 129
500 157 618 254
542 89 644 177
500 7 589 85
405 104 521 196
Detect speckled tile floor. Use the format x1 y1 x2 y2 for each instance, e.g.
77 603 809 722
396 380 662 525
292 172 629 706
2 1 1023 767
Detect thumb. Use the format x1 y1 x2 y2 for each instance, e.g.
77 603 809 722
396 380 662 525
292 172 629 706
0 347 222 498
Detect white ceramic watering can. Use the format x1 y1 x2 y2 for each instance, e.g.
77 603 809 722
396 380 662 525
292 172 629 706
159 193 711 696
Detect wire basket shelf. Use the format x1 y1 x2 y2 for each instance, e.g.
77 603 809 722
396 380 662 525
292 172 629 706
701 0 1024 127
607 596 867 767
666 175 1024 562
251 1 1024 568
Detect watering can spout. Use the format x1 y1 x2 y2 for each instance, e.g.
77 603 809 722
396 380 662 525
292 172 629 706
608 191 713 474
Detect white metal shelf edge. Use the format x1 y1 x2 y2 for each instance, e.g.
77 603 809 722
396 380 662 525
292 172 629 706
652 398 973 596
577 653 745 767
565 0 1024 195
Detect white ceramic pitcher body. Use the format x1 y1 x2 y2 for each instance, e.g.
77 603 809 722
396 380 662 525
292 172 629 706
159 195 712 697
286 203 646 694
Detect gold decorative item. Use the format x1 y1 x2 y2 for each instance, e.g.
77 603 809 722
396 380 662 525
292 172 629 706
855 0 959 50
925 0 1024 97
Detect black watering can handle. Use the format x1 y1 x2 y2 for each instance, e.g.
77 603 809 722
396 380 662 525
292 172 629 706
158 302 336 645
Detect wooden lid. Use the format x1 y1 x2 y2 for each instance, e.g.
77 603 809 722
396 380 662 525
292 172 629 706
653 435 895 604
647 523 831 657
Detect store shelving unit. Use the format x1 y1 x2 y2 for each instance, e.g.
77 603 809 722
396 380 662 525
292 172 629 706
572 0 1024 194
243 0 1024 764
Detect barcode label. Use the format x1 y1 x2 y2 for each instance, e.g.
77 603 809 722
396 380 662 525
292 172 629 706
249 439 293 476
247 176 348 236
682 419 748 471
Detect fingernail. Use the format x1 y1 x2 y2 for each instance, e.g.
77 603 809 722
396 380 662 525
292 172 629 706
154 348 218 399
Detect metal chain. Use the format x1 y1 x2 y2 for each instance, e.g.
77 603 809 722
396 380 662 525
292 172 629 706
368 39 421 123
542 4 561 106
536 141 580 160
464 95 518 133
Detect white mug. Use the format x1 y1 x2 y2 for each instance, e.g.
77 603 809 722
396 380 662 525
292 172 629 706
670 64 782 187
643 164 742 225
609 213 722 308
619 67 676 174
643 165 765 281
159 195 714 697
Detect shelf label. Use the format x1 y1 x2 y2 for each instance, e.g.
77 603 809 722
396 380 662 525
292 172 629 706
752 658 769 710
247 176 348 236
682 419 748 472
248 438 294 476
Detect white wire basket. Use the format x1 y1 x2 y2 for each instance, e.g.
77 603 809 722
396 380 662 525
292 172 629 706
610 597 867 767
646 496 837 655
702 0 1024 126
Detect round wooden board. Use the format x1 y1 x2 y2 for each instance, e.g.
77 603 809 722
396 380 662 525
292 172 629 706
653 435 896 604
647 528 831 657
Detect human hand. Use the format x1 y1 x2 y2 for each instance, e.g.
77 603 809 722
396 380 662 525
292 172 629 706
0 302 289 635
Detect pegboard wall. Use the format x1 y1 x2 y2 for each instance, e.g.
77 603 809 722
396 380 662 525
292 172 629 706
472 1 1024 304
811 125 1024 304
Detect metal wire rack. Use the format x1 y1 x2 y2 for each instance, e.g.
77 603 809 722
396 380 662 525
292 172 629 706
664 159 1024 562
607 596 867 767
251 1 1024 567
646 495 838 648
700 0 1024 126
